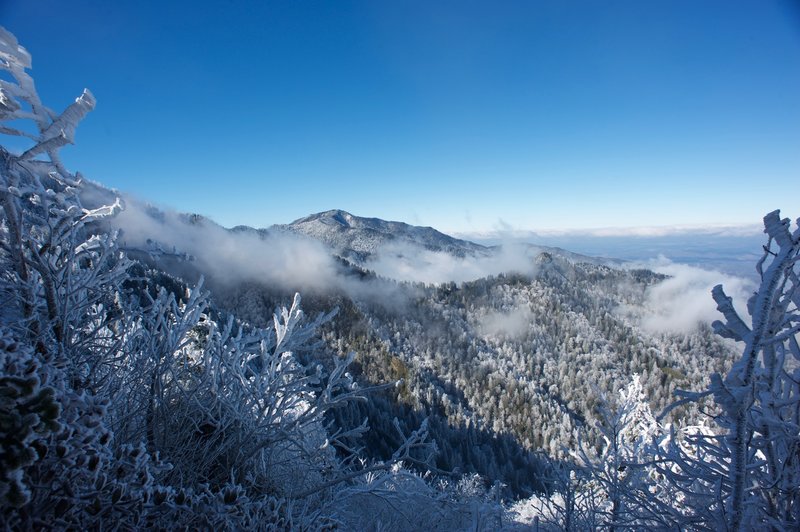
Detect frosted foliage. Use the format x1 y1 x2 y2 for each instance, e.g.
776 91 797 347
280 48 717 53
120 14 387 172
513 214 799 530
655 210 800 531
615 376 661 450
1 26 438 529
4 24 800 531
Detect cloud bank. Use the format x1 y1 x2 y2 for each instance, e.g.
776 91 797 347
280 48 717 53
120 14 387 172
113 198 343 292
109 196 754 337
626 257 755 334
364 242 537 284
457 222 762 240
110 198 539 306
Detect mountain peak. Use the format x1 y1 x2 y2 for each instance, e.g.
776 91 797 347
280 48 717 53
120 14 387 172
293 209 355 227
277 209 489 263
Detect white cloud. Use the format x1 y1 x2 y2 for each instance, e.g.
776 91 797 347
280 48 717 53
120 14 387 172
113 198 342 292
108 196 757 337
456 222 762 240
364 242 537 285
626 256 755 334
478 306 533 340
109 197 427 312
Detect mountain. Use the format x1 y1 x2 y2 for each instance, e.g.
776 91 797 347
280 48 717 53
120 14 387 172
97 198 734 493
271 209 491 263
116 202 625 289
17 182 748 516
4 28 790 530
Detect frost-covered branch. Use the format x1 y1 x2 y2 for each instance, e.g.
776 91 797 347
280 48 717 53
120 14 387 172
661 209 800 531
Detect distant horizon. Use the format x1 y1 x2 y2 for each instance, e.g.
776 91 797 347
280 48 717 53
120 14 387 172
108 195 766 279
113 196 767 236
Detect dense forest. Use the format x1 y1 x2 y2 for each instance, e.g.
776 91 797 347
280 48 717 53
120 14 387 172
2 28 798 530
216 257 735 498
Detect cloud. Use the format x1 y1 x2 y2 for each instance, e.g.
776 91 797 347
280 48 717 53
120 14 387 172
625 256 755 334
106 194 756 336
574 224 761 238
455 220 766 280
364 242 537 284
477 305 533 340
114 196 537 291
112 197 343 292
456 223 762 241
107 196 426 314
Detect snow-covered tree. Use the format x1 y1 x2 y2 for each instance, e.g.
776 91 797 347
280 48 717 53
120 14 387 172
572 376 668 529
659 210 800 530
1 26 436 529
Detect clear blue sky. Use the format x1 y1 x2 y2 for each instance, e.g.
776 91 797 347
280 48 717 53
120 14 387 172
2 0 799 232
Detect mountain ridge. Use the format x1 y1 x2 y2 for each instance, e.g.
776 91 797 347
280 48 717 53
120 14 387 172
271 209 490 263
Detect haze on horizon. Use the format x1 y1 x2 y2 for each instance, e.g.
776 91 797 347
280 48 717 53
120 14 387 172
3 0 799 233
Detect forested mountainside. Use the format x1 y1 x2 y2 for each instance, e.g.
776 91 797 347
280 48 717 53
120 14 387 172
119 199 738 496
216 253 735 496
270 208 620 271
2 28 799 530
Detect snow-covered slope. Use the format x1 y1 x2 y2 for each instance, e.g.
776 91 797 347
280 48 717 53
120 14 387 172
269 209 620 270
271 209 490 263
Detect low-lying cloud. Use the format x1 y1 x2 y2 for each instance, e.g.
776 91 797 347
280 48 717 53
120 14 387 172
365 242 537 285
627 256 755 334
113 198 343 292
458 223 762 240
108 197 755 336
109 197 538 307
478 306 534 340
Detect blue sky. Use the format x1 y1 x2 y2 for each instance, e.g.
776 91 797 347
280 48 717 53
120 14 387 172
2 0 799 232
